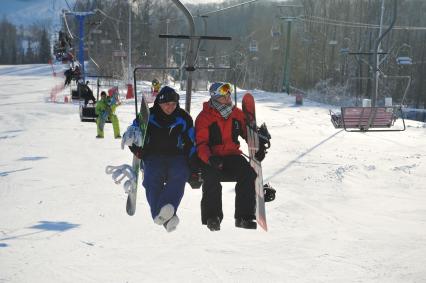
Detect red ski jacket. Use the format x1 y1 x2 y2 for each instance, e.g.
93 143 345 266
195 101 248 164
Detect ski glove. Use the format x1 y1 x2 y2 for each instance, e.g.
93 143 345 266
258 123 271 148
208 156 224 170
121 125 143 149
129 144 143 159
255 123 271 162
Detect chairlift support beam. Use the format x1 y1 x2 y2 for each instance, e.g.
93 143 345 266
278 2 303 95
169 0 234 112
64 11 95 82
132 0 233 113
372 0 397 107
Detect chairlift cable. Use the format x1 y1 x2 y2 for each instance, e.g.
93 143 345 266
88 55 100 70
198 0 258 17
299 15 426 31
64 0 72 10
96 8 126 24
62 12 79 40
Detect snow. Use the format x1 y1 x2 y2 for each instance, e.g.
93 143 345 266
1 64 426 283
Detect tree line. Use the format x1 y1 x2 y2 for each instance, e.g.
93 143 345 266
0 18 50 65
70 0 425 108
3 0 426 108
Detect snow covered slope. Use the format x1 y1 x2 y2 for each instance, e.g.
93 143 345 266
1 64 425 282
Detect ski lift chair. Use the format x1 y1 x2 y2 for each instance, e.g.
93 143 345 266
79 102 96 122
249 40 258 52
132 65 275 198
396 44 413 65
330 65 411 132
396 57 412 65
70 80 80 100
330 106 405 132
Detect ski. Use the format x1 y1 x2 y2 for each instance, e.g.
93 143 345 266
242 93 268 231
126 91 150 216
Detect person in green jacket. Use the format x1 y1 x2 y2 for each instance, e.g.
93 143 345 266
95 91 121 139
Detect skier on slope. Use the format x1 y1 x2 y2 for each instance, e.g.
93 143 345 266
80 81 96 106
95 91 121 139
124 86 196 232
194 82 270 231
64 64 81 87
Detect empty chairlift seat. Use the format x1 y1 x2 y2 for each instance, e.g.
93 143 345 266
330 106 405 132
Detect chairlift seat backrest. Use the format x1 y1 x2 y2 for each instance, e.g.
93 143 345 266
342 107 394 128
397 56 413 65
249 40 258 52
330 106 405 132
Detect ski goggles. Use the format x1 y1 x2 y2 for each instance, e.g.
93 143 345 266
213 83 232 97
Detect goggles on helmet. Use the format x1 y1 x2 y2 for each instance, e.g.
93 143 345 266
214 83 232 97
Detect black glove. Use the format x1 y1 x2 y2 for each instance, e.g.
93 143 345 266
208 156 224 170
255 123 271 162
258 123 271 148
129 144 143 159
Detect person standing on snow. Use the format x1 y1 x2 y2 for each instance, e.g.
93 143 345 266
195 82 268 231
124 86 196 232
95 91 121 139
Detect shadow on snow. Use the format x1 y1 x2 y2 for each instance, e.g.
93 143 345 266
0 221 80 242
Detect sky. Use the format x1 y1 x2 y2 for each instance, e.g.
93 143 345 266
0 0 55 14
0 0 226 26
0 63 425 282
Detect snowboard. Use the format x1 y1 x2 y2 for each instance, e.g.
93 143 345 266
242 93 268 231
126 92 150 216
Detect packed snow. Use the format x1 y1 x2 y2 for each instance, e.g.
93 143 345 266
1 64 425 283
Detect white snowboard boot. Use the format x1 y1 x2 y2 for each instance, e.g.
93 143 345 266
153 204 174 225
164 215 179 233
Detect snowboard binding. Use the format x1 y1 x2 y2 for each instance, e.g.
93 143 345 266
105 164 137 194
263 183 276 202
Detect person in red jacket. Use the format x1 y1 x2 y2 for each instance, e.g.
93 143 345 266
195 82 259 231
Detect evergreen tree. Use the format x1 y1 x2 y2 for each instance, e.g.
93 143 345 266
39 28 51 63
26 40 35 64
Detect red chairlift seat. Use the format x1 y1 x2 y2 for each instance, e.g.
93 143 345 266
330 106 405 132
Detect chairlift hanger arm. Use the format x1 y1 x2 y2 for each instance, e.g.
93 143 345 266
159 34 231 72
159 34 232 41
196 66 233 70
351 55 373 72
381 75 412 105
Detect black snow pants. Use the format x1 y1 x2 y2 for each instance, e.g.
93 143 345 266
200 154 257 225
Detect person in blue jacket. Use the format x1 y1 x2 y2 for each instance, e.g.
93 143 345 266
127 86 196 232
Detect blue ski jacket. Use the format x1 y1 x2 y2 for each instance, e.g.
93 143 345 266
132 102 196 159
